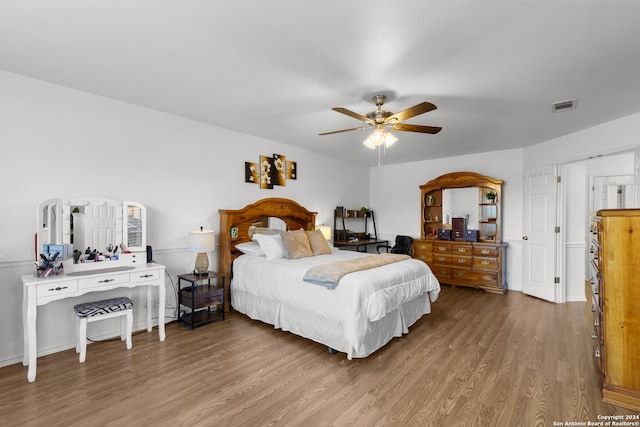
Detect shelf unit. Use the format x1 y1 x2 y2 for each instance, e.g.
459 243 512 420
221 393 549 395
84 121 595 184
333 207 378 242
178 271 225 329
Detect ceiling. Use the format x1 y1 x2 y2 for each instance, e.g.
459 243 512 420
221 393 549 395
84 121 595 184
2 1 640 167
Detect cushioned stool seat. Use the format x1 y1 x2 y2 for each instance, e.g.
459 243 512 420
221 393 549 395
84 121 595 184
73 297 134 363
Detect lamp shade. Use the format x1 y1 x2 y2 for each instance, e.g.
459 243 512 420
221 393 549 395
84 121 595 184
188 227 215 274
188 228 215 253
317 225 332 241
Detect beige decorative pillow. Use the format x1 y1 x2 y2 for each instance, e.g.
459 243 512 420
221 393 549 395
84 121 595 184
306 229 332 256
280 229 314 259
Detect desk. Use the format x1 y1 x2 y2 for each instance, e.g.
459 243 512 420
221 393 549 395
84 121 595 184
333 239 388 253
22 263 166 382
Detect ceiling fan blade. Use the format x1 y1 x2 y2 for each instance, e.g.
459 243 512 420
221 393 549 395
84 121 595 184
319 126 366 136
386 102 437 123
332 107 373 124
390 123 442 134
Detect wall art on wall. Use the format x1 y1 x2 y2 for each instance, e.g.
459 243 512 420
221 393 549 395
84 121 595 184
273 154 287 186
259 155 273 189
245 153 297 189
245 162 258 183
286 160 297 180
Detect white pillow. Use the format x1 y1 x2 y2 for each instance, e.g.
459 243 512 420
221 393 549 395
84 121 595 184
252 233 286 260
235 241 265 257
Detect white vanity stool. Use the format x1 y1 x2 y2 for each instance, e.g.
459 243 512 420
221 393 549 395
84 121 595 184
73 297 134 363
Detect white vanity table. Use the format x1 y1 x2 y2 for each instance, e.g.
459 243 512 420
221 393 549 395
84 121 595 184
23 196 167 382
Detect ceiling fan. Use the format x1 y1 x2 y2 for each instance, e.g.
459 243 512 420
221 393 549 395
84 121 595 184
319 94 442 149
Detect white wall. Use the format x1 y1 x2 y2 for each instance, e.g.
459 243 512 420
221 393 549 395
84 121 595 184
0 70 370 367
369 149 525 290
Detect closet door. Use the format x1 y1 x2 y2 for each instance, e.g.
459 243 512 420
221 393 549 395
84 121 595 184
522 165 559 302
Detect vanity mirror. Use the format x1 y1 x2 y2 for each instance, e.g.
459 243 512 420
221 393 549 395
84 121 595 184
37 196 147 264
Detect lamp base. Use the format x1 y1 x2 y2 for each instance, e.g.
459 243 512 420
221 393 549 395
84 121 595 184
194 252 209 275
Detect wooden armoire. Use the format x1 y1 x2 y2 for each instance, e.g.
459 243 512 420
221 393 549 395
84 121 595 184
591 209 640 411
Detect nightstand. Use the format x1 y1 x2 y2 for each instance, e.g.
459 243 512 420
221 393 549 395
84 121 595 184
177 271 225 329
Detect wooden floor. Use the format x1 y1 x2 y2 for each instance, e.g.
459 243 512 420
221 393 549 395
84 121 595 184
1 285 637 426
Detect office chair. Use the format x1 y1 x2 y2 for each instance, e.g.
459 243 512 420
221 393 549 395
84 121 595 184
377 235 413 255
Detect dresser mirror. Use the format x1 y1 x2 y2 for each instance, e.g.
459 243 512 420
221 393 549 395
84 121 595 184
442 187 479 229
420 172 503 242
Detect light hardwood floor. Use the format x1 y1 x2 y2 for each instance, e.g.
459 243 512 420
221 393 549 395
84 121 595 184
1 285 637 426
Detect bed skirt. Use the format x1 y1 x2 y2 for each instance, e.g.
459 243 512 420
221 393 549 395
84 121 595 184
231 288 432 359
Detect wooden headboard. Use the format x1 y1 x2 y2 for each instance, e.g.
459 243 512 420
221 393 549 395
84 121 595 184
218 198 317 310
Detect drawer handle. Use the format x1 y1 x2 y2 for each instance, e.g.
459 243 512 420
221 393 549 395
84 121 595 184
481 260 490 265
438 247 447 251
594 319 599 327
418 245 426 249
591 332 597 339
591 304 596 312
457 248 467 253
456 272 465 277
438 257 446 262
139 274 154 278
99 278 115 283
458 259 466 264
481 249 490 254
483 275 492 281
595 349 600 359
48 286 69 292
419 255 426 260
440 270 448 275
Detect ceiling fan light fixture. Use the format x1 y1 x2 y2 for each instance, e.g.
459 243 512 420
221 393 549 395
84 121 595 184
363 127 397 149
363 135 376 149
384 131 397 147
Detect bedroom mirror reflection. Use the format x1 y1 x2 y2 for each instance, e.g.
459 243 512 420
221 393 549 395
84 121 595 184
442 187 479 229
37 197 147 260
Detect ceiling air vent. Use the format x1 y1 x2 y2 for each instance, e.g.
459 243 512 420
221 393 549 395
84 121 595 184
552 99 577 113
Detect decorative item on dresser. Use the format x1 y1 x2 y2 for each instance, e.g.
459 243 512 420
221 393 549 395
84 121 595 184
591 209 640 411
414 172 508 294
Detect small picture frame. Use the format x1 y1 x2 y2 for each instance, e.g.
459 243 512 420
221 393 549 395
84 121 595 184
230 227 238 239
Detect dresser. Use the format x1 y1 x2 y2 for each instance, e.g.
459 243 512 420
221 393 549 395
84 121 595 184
591 209 640 411
413 239 507 294
416 172 507 293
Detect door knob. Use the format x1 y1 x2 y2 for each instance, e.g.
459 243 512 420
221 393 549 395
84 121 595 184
522 236 529 240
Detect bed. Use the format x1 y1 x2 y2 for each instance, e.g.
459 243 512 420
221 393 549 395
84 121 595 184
218 198 440 359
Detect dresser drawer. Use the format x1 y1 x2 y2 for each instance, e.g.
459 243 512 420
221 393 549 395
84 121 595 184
473 257 498 270
433 243 452 254
131 269 161 283
432 266 452 281
79 273 130 290
433 243 472 254
453 269 498 286
414 251 433 263
413 241 433 252
473 246 499 257
37 280 79 299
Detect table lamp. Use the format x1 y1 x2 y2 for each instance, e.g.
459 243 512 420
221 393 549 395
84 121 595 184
317 225 332 241
188 227 215 275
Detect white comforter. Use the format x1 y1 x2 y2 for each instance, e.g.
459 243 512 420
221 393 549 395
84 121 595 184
231 249 440 351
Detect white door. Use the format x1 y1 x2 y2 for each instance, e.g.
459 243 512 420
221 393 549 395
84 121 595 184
523 165 559 302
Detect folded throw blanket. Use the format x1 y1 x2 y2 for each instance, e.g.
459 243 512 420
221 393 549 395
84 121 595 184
303 253 410 289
